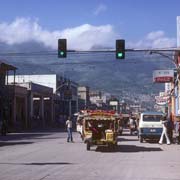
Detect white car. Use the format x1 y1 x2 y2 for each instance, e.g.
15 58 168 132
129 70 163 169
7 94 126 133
138 111 164 143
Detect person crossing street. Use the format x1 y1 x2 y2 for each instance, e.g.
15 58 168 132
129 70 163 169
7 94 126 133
159 115 171 145
66 116 74 142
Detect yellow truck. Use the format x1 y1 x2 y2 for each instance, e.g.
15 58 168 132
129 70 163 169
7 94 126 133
81 110 119 151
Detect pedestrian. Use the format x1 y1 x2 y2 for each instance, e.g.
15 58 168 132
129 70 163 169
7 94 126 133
66 116 73 142
167 119 174 143
176 121 180 144
76 115 84 140
159 116 171 145
129 117 135 135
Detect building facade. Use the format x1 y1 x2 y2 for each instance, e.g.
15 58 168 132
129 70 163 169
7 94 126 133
78 86 90 110
0 61 16 134
8 74 79 127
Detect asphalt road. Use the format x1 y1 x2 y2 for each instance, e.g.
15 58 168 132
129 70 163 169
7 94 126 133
0 129 180 180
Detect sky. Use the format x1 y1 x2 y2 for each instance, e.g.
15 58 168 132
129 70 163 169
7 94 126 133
0 0 179 50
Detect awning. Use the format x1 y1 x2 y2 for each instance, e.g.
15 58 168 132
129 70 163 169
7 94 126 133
0 61 17 71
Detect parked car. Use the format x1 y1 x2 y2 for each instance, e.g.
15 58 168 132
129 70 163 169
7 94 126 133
138 111 164 143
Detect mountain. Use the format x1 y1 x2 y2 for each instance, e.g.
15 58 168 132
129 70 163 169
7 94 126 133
0 42 175 106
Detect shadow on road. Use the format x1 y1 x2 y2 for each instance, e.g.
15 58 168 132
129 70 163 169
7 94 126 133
145 139 159 144
96 145 163 153
0 162 73 166
0 141 34 147
118 137 139 142
0 133 52 141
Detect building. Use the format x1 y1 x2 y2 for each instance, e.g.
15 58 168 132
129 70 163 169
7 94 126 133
119 100 128 113
129 104 142 114
19 82 53 128
8 85 28 131
78 86 90 110
8 74 79 126
89 90 107 107
108 98 120 113
0 61 17 134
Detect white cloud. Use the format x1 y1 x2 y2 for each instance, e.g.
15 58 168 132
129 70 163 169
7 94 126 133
146 31 164 40
128 31 176 49
93 4 107 16
0 18 176 51
0 17 118 50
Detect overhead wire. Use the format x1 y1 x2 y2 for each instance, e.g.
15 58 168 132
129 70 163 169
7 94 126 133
0 51 175 66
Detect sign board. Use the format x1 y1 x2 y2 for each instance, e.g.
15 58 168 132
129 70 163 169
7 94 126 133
165 83 172 93
153 70 174 83
159 91 168 97
155 95 169 106
96 99 103 104
109 101 118 106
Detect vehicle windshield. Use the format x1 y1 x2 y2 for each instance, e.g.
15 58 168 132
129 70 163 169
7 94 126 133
85 120 114 130
143 115 162 122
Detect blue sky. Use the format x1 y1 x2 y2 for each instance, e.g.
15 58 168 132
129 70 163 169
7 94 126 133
0 0 179 50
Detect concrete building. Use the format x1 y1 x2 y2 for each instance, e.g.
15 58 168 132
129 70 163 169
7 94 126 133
89 90 111 110
108 98 120 113
78 86 90 110
19 82 53 128
129 104 142 114
119 101 128 113
89 91 105 106
8 85 28 131
8 74 79 126
0 61 17 134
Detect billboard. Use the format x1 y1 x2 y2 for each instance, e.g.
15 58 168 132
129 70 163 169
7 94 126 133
109 101 118 106
153 70 174 83
165 83 172 93
155 95 169 106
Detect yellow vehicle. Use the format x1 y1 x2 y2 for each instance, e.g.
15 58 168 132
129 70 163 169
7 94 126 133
82 110 119 151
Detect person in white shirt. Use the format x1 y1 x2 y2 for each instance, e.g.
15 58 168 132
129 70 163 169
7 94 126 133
66 117 73 142
159 116 171 145
76 116 83 140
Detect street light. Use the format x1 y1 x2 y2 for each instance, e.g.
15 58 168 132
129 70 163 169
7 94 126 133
55 81 72 117
150 50 180 118
149 50 177 68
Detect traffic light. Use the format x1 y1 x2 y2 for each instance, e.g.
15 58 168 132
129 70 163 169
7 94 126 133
58 39 67 58
116 39 125 59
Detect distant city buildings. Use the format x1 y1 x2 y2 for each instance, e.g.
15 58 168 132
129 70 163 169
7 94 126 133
78 86 90 110
0 60 149 133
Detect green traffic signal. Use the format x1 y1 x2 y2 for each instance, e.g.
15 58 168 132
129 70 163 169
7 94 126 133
60 51 64 56
58 39 67 58
116 39 125 59
118 52 123 58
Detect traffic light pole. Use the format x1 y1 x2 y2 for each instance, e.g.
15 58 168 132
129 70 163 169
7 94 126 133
149 50 177 68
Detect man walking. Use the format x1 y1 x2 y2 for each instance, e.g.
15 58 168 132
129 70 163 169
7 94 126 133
66 116 73 142
159 116 171 145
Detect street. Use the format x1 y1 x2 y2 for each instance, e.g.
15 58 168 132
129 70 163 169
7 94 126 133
0 130 180 180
